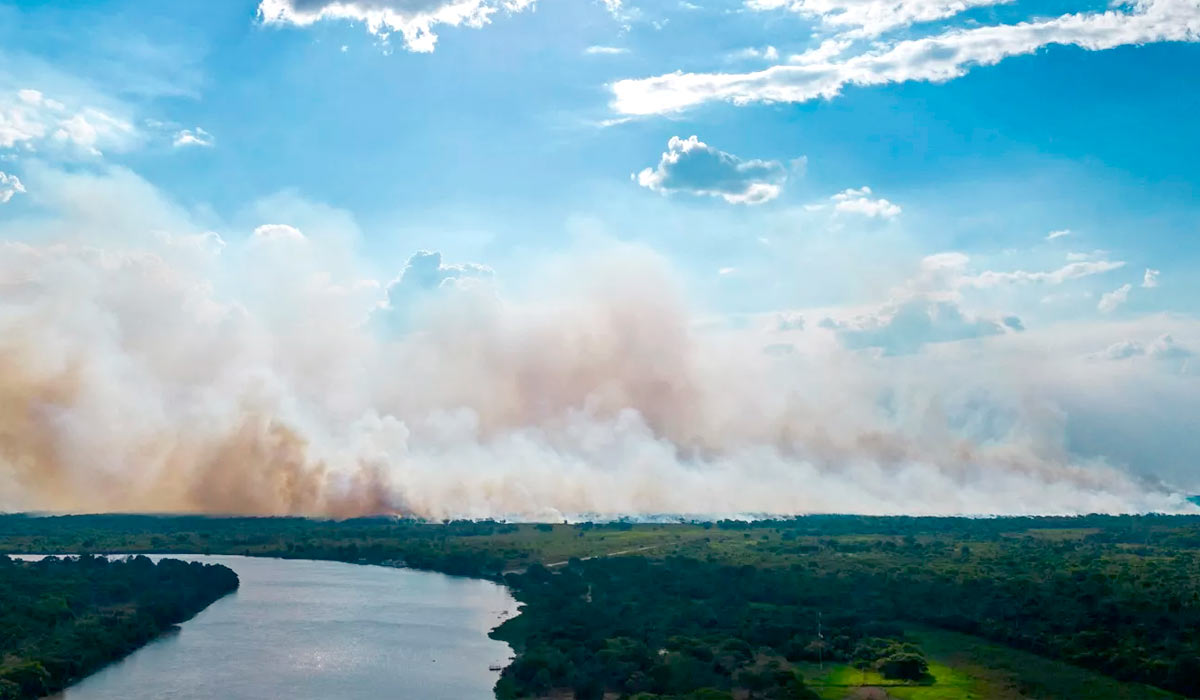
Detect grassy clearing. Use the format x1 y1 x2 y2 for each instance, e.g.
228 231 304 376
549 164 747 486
800 659 992 700
474 524 718 566
906 625 1181 700
798 626 1182 700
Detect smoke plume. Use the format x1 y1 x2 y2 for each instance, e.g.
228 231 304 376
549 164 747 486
0 176 1196 518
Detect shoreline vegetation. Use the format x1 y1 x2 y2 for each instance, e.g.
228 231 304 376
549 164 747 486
1 514 1199 699
0 553 239 700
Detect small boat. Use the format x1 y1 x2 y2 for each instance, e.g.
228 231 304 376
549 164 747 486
488 664 504 671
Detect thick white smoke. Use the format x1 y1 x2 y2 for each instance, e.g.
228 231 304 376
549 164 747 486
1 167 1196 518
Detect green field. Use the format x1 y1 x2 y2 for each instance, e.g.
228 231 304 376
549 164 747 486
802 659 979 700
800 626 1181 700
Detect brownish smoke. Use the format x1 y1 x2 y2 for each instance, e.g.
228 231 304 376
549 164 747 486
0 341 392 516
0 345 84 511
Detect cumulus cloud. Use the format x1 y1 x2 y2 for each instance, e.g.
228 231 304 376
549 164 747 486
1046 229 1071 240
377 250 494 330
257 0 537 53
0 171 24 203
1149 333 1193 361
745 0 1009 37
831 185 901 218
2 168 1199 518
387 249 493 295
1143 268 1160 288
612 0 1200 114
0 88 136 156
1101 339 1144 360
829 298 1016 355
635 135 788 204
1098 283 1132 313
817 252 1021 354
173 127 214 148
1098 334 1192 368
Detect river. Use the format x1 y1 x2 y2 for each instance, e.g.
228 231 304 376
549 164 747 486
17 555 518 700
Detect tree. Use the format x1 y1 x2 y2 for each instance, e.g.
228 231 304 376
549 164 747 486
877 652 929 681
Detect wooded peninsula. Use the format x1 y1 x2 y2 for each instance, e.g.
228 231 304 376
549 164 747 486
0 553 239 699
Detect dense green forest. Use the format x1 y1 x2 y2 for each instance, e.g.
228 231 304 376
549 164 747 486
2 513 1200 698
492 549 1194 699
0 554 238 699
492 557 906 699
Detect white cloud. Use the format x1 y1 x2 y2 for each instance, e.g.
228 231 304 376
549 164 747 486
819 252 1021 354
831 185 901 218
374 249 494 333
1101 339 1144 360
1142 268 1160 288
1149 333 1193 361
963 260 1125 288
585 45 629 55
0 171 24 203
1046 229 1071 240
787 38 853 64
635 135 788 205
730 45 780 61
0 88 136 156
1098 283 1132 313
252 223 307 242
1098 333 1192 366
174 127 215 148
612 0 1200 114
599 0 629 22
257 0 537 53
745 0 1010 38
383 249 493 303
828 298 1019 355
0 91 49 148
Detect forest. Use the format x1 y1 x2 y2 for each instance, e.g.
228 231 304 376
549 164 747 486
2 513 1199 698
0 554 239 700
492 556 907 699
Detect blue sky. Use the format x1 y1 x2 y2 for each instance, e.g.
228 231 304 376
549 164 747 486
3 0 1198 315
1 0 1198 516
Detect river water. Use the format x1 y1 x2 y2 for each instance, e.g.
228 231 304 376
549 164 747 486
18 555 518 700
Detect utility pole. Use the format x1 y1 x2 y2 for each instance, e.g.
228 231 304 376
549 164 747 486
817 611 823 670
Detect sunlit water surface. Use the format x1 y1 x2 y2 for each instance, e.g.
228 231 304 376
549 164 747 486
17 555 517 700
